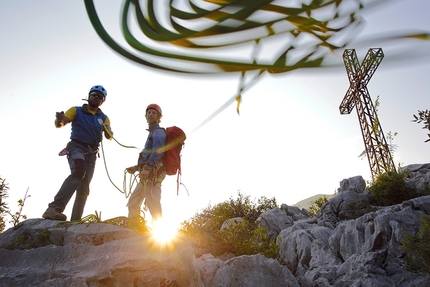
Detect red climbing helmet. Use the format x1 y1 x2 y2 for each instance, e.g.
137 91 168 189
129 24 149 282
146 104 162 117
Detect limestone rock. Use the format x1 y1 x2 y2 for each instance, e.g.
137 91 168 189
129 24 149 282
209 254 299 287
0 219 201 287
318 175 372 227
257 207 294 241
2 163 430 286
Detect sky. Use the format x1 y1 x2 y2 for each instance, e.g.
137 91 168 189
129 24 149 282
1 0 429 230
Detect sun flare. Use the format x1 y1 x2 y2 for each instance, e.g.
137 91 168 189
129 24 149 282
150 220 179 244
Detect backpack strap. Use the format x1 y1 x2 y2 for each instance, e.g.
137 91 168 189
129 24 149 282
157 164 167 175
176 172 180 196
155 126 167 175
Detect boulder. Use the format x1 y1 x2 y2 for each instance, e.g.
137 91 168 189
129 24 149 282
0 219 201 287
318 175 372 227
209 254 299 287
402 163 430 191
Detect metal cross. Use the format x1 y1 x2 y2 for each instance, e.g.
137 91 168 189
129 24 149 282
339 48 396 181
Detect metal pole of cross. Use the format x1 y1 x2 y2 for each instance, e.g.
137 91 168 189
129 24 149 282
339 48 396 181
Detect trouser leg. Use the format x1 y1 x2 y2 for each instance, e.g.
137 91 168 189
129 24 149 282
127 182 146 218
146 182 162 222
71 156 95 221
49 157 86 212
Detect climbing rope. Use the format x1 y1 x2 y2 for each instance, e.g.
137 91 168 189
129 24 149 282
98 67 265 200
99 139 138 198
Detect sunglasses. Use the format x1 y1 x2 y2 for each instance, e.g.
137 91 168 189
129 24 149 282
90 93 105 100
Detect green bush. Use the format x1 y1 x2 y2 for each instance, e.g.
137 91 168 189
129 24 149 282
6 229 52 250
338 199 377 221
179 192 278 257
308 195 329 217
221 219 279 258
368 171 421 206
401 215 430 274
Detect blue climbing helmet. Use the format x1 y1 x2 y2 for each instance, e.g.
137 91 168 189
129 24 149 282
89 85 107 98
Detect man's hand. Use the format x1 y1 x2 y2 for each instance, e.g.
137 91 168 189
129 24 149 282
103 124 113 140
55 111 68 128
126 166 137 174
139 169 150 181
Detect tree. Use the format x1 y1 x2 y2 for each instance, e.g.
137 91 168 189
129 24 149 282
412 109 430 143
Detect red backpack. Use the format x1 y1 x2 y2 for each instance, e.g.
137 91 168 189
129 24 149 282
157 126 186 176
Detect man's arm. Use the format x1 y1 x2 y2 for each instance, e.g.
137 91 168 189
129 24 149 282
102 117 113 139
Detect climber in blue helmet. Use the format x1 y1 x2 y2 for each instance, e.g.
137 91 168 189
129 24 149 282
42 85 114 221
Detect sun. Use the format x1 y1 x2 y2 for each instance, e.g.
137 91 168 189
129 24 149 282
150 219 179 245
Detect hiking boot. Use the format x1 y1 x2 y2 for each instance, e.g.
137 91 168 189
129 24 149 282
42 207 67 221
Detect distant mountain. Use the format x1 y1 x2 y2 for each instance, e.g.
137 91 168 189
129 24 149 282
292 193 335 210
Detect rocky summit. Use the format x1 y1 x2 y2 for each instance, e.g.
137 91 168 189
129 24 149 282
2 164 430 286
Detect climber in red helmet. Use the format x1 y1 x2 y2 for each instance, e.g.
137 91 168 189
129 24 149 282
126 104 167 224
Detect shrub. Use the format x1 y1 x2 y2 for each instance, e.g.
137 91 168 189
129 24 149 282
0 177 30 233
338 199 377 221
179 192 278 257
220 219 279 259
6 229 52 250
368 171 419 206
0 177 10 233
401 215 430 274
308 195 329 217
8 188 30 227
